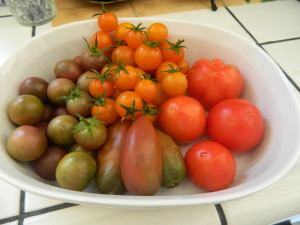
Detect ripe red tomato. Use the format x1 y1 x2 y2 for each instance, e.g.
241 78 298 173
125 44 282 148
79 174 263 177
206 98 264 153
187 58 244 109
158 96 206 144
185 141 236 192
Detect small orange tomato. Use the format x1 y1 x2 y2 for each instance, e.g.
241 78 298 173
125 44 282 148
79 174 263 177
155 61 179 81
125 23 146 49
134 79 158 103
160 39 186 64
135 43 162 71
143 102 159 123
115 22 134 44
151 83 169 106
111 45 136 66
113 65 139 91
147 22 168 42
98 12 118 33
178 59 190 74
90 31 113 51
115 91 144 120
161 72 188 97
91 98 119 124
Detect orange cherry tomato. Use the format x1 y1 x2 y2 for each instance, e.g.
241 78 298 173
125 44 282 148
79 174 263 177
147 22 168 42
91 98 119 124
115 91 144 120
178 59 190 74
155 61 179 81
91 31 113 51
115 22 134 44
111 45 136 66
161 71 188 97
125 23 146 49
89 79 114 98
143 102 159 123
135 43 162 71
113 65 139 91
134 79 158 103
98 12 118 33
160 39 186 64
151 83 169 106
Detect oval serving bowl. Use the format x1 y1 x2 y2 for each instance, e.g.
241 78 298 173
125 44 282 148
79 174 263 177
0 18 300 208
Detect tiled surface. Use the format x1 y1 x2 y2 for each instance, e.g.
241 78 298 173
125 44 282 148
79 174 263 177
1 0 300 224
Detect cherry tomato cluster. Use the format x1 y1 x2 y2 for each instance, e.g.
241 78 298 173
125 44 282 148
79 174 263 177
5 5 265 195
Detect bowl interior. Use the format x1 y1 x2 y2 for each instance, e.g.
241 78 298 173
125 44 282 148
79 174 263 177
0 18 300 208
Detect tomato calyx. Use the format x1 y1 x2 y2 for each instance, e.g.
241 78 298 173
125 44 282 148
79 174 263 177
73 114 105 136
83 37 112 57
161 63 182 73
90 69 116 84
92 2 116 16
112 60 133 74
164 39 187 55
138 73 159 83
126 22 146 33
119 99 145 121
57 86 85 102
90 91 111 107
143 102 160 116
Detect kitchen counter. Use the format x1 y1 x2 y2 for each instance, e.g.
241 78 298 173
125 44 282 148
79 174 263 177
1 0 300 224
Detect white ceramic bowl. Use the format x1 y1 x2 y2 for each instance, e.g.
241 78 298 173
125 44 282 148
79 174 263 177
1 18 300 208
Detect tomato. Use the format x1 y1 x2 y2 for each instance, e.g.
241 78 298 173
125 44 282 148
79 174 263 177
73 115 107 151
143 102 159 123
19 77 49 101
90 31 113 51
147 22 168 42
121 115 162 195
134 79 158 103
96 119 131 194
91 96 119 124
54 59 83 82
88 70 114 98
158 96 206 144
115 91 143 120
155 61 179 81
160 39 186 64
151 83 169 106
125 23 146 49
178 59 190 74
111 45 135 66
47 78 76 105
56 152 97 191
114 22 134 44
7 95 45 125
135 43 162 71
187 58 244 109
113 65 139 91
206 98 264 153
98 11 118 33
161 71 187 96
185 141 236 192
6 125 47 161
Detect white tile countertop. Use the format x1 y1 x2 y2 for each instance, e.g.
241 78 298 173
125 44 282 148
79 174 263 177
1 0 300 224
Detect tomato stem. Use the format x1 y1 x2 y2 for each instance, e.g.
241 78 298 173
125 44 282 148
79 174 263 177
164 39 187 55
120 99 145 121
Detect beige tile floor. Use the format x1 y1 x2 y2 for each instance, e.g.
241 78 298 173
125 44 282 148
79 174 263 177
52 0 264 26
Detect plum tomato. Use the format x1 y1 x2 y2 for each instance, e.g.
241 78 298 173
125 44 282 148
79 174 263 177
54 59 83 82
185 141 236 192
7 94 45 125
34 145 67 180
206 98 264 153
121 115 162 195
47 115 78 146
158 95 206 144
6 125 47 161
56 151 97 191
47 78 76 105
187 58 244 109
19 77 49 101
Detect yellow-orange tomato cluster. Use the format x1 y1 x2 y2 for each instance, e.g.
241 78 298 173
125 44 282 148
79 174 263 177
86 12 190 124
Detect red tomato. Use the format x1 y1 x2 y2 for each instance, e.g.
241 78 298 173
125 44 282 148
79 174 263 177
187 58 244 109
185 141 236 192
206 98 264 153
135 43 162 71
121 115 162 195
158 96 206 144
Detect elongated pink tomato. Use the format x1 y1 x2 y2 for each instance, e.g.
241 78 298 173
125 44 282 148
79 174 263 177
121 116 162 196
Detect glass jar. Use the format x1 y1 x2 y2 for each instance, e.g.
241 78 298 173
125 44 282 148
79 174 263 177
5 0 57 27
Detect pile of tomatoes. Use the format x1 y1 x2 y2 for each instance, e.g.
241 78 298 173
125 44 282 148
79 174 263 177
5 5 265 195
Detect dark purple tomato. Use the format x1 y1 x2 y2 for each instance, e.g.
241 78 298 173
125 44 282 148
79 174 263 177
47 78 75 105
76 71 98 92
51 105 69 118
34 145 67 180
7 94 45 125
19 77 49 101
6 125 48 161
80 49 109 72
54 59 83 82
